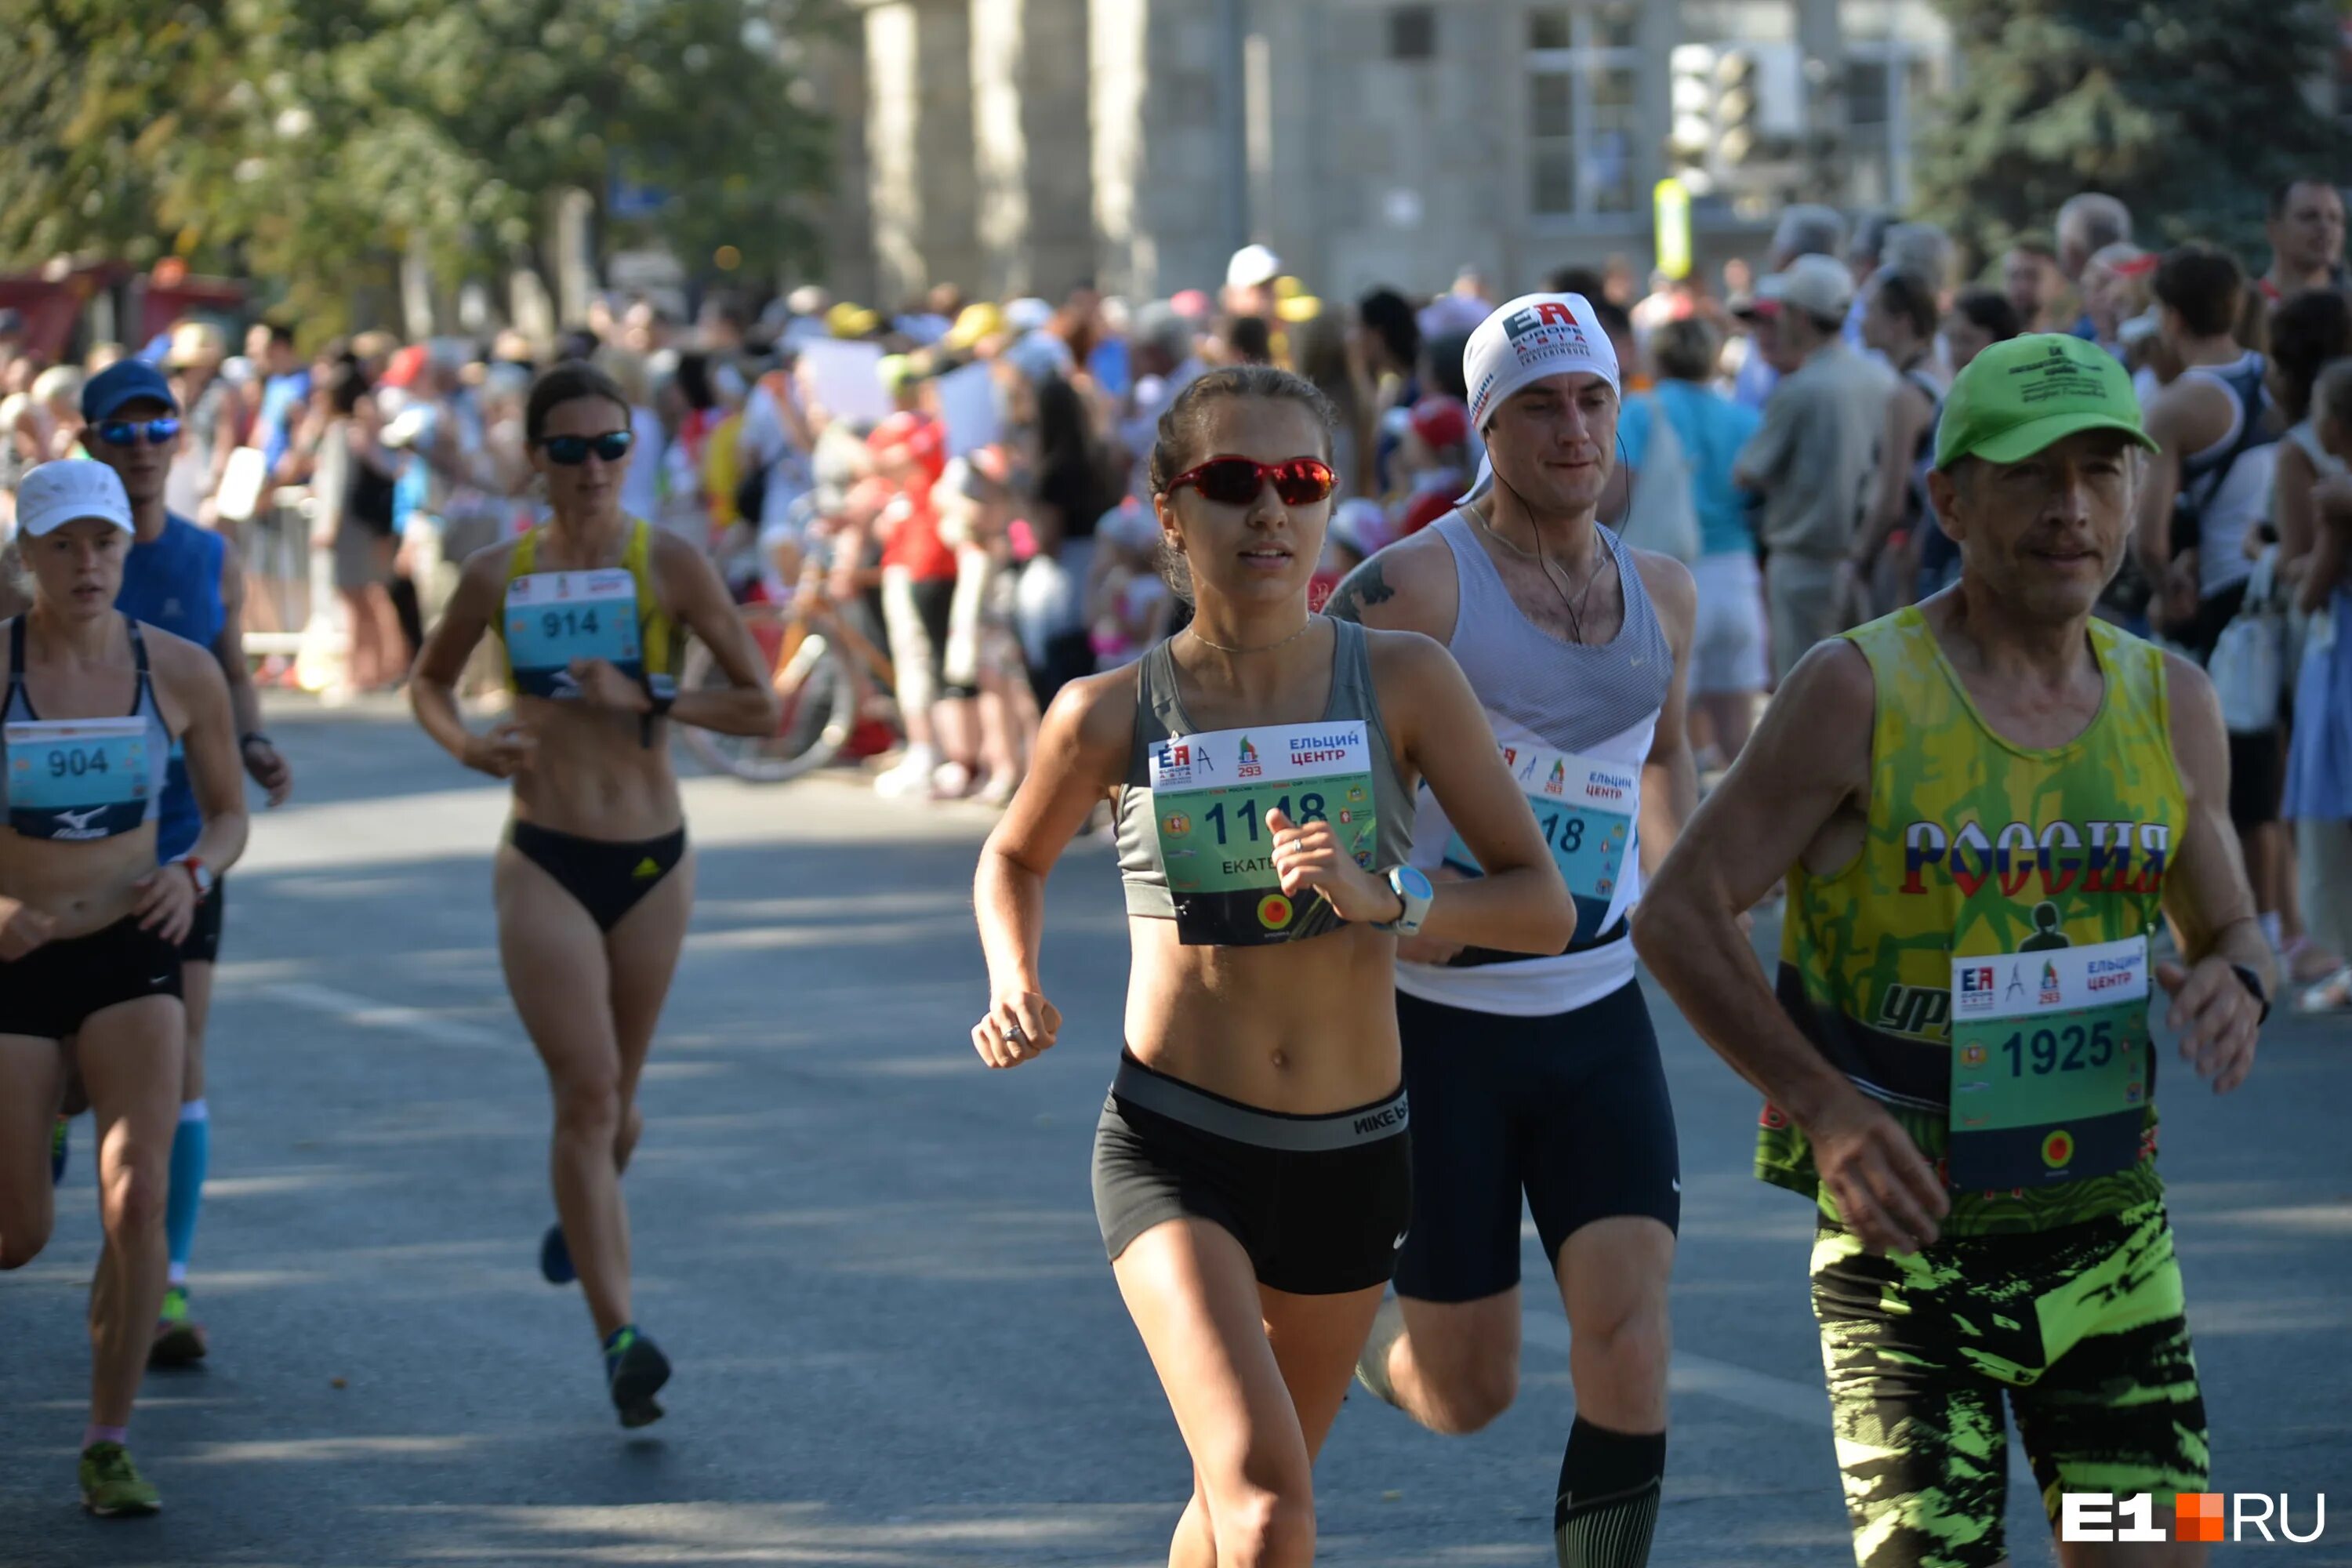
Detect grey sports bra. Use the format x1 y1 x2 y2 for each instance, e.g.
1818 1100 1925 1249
2 615 172 842
1115 616 1416 917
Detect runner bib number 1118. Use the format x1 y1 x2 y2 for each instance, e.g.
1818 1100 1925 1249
1948 933 2151 1190
505 570 644 699
1150 722 1377 947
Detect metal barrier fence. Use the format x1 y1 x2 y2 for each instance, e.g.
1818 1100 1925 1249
233 486 321 659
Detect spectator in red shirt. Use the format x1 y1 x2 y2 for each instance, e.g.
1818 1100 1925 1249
869 412 978 797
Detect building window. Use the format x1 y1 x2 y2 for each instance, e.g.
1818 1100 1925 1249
1684 0 1795 45
1390 5 1436 60
1526 3 1640 218
1843 1 1951 210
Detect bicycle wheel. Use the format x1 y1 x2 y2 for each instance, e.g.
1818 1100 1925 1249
675 611 858 784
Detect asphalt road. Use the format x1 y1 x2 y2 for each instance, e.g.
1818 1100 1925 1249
3 699 2347 1567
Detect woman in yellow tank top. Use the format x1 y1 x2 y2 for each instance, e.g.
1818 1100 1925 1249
409 362 776 1427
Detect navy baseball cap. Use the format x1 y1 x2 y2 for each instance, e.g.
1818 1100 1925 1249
81 358 180 423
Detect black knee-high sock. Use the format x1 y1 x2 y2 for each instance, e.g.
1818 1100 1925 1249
1555 1417 1665 1568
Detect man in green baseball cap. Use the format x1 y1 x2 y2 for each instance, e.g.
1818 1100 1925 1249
1635 329 2270 1566
1934 331 2161 468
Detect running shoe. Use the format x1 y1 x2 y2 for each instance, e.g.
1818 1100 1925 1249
149 1287 209 1367
873 744 940 798
604 1327 670 1428
78 1442 160 1516
50 1117 67 1186
931 759 975 799
539 1223 576 1285
2298 964 2352 1014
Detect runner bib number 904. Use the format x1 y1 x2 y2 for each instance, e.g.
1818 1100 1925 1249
1150 721 1377 947
5 717 151 840
1948 933 2151 1190
505 571 644 699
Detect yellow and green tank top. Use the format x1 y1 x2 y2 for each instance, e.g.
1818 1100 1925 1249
1762 608 2184 1235
496 518 679 693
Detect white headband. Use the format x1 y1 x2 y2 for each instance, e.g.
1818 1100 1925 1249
1457 292 1621 503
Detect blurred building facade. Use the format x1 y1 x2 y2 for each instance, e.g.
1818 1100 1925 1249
829 0 1953 306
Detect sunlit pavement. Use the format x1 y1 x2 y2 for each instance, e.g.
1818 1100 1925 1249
5 697 2347 1566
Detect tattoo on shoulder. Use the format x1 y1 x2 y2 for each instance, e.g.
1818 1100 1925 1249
1326 560 1396 624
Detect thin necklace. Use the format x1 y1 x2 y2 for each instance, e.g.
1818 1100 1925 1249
1186 615 1319 655
1474 512 1606 643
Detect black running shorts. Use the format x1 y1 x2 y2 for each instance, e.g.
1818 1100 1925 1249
1091 1051 1411 1296
180 877 225 965
1394 979 1681 1303
0 916 183 1040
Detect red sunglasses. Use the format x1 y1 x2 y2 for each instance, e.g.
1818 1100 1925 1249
1166 455 1337 507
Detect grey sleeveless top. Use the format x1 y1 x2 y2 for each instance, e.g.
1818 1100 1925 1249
1116 616 1417 916
1400 512 1673 1011
1429 510 1671 758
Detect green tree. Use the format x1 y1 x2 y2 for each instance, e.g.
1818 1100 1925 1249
0 0 837 331
1915 0 2351 267
0 2 237 270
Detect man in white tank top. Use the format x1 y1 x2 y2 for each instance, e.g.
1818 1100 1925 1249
1327 295 1697 1568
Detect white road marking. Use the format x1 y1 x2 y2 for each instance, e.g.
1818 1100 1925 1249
258 981 509 1050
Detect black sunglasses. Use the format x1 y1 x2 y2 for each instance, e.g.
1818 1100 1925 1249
95 417 182 448
538 431 633 465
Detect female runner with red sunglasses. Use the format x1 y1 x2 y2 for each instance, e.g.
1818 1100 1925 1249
410 362 777 1427
972 366 1573 1565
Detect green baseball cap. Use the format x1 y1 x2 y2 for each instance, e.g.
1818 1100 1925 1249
1933 332 2158 470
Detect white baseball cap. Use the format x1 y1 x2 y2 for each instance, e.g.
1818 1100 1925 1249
1226 244 1283 292
1004 296 1054 335
1759 253 1856 324
16 459 134 538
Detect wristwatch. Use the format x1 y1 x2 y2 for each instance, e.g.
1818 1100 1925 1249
176 856 216 898
1374 865 1435 937
2229 962 2271 1025
238 731 274 753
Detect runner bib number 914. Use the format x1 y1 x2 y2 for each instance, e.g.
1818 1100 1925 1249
1948 933 2151 1190
1150 721 1377 947
5 717 151 840
505 571 644 699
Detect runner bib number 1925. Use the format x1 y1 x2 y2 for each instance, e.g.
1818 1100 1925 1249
1948 933 2151 1190
5 717 151 840
505 570 644 699
1150 721 1378 947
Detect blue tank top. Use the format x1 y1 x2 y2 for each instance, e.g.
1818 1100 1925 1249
3 617 173 841
114 514 224 860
